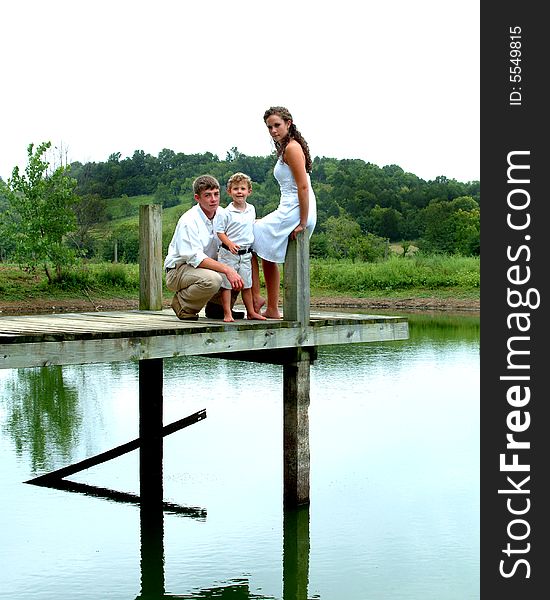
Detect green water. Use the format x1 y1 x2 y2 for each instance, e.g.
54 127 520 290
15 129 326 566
0 311 479 599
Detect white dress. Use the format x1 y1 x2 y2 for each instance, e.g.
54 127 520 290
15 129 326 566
253 158 317 264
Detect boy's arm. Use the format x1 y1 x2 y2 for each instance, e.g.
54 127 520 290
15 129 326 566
217 231 240 254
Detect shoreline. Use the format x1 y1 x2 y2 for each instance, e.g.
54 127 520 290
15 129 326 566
0 295 479 317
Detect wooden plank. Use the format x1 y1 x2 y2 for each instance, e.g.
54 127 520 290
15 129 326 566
0 308 405 335
204 347 318 365
0 320 408 369
26 409 206 485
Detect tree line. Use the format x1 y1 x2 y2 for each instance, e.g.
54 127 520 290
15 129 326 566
0 143 480 278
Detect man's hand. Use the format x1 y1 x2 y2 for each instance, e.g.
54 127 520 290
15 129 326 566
225 267 244 290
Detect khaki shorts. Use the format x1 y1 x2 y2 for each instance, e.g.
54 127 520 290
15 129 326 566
218 247 252 289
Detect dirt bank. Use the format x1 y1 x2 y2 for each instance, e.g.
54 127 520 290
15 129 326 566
0 295 479 316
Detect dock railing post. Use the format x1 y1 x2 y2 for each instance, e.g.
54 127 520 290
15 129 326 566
139 204 163 311
283 230 310 326
283 230 312 507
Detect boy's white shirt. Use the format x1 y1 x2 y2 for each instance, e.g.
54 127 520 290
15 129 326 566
216 202 256 248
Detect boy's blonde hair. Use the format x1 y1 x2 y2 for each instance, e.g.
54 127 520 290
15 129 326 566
227 172 252 191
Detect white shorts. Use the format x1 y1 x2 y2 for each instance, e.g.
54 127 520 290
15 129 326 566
218 246 253 289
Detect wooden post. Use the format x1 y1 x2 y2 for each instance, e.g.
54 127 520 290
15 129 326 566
283 347 312 507
138 358 164 598
139 204 163 310
139 358 164 499
282 230 312 507
283 230 310 325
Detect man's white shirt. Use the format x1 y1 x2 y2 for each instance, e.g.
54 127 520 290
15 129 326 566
164 204 226 269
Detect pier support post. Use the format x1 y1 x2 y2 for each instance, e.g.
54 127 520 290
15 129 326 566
139 358 164 499
283 230 312 507
139 204 163 311
138 357 164 594
283 347 312 507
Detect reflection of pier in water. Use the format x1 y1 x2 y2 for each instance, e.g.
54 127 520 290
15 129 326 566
136 460 314 600
0 205 407 599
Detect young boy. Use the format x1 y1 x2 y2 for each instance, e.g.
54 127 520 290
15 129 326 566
216 173 266 322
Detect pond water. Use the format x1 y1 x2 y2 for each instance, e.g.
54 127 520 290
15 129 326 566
0 311 479 600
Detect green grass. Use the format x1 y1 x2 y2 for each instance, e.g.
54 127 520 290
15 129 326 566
309 255 479 296
0 263 141 302
0 254 479 304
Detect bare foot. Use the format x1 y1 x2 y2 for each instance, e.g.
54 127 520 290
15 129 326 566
246 311 267 320
253 296 266 313
223 314 235 322
263 309 282 319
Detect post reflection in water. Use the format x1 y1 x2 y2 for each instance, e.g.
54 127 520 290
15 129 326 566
283 506 311 600
137 471 165 600
136 499 314 600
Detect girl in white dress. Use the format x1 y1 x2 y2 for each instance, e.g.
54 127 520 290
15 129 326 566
252 107 317 318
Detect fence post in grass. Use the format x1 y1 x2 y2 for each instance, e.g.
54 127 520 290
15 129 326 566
139 204 163 311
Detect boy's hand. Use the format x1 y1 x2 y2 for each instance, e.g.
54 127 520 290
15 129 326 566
226 240 240 254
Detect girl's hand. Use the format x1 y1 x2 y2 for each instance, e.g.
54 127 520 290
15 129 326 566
290 223 306 240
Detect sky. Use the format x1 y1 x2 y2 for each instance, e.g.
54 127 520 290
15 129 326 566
1 0 480 184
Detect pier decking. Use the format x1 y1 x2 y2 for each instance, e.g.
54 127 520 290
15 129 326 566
0 308 408 370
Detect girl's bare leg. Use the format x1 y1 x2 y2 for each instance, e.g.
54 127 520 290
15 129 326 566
242 288 266 320
262 258 282 319
251 253 266 313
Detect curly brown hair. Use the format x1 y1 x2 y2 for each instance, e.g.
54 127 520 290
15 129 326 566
263 106 312 173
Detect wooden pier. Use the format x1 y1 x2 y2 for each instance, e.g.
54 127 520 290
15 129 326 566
0 205 409 508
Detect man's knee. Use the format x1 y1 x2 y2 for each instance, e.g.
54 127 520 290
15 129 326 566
203 271 223 291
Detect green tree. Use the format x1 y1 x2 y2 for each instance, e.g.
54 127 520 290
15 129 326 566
451 208 480 256
323 213 386 262
420 196 479 255
324 214 361 258
2 142 80 281
366 205 403 240
73 193 108 257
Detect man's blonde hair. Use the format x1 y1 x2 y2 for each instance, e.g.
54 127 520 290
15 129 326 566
227 172 252 191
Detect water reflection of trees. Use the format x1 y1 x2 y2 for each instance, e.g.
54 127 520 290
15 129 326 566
3 366 81 472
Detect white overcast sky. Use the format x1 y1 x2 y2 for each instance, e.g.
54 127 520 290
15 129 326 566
1 0 479 183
